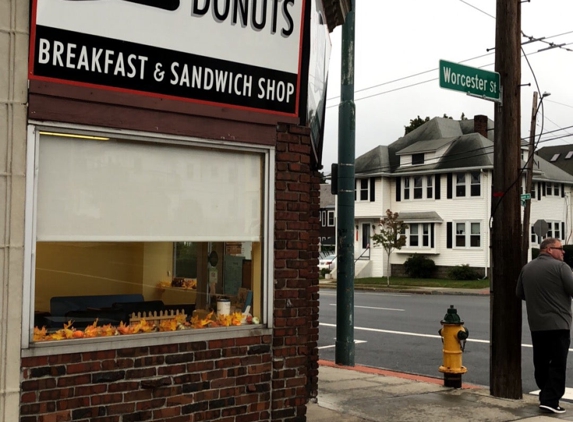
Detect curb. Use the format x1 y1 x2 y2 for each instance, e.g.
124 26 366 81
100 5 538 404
318 359 484 390
318 283 490 296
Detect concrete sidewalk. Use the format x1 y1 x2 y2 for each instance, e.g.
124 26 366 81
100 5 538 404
308 361 573 421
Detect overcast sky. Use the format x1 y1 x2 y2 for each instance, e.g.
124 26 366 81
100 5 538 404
321 0 573 175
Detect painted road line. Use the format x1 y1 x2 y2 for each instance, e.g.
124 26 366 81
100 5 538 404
328 304 404 312
319 323 573 350
529 388 573 402
320 291 411 297
318 339 367 350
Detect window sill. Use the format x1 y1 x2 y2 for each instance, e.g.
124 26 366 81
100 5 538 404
396 249 438 255
22 325 270 357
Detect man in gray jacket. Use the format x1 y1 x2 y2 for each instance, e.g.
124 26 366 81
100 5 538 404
517 237 573 414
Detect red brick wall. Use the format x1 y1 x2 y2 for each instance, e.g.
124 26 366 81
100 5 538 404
272 123 321 421
21 336 272 421
19 123 320 422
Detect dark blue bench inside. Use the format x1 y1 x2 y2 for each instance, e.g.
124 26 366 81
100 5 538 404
46 294 145 328
50 294 145 317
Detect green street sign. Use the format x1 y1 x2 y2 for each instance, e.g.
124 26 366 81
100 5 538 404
439 60 501 103
520 193 531 200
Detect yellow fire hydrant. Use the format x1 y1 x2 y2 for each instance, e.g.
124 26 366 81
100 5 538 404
438 305 469 388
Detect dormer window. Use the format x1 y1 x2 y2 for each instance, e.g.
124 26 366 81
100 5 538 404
412 153 424 165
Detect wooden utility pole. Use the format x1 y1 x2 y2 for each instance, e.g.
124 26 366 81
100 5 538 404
490 0 522 399
521 91 538 265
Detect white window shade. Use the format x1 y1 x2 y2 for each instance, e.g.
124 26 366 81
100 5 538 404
37 135 262 241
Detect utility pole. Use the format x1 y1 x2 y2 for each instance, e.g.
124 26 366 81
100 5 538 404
490 0 522 399
521 91 538 266
335 0 355 366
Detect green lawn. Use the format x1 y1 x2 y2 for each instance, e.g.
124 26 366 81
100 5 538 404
342 276 490 289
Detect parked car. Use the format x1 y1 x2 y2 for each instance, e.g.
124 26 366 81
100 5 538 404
318 254 336 271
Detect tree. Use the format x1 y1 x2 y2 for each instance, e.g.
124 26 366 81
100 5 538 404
404 116 430 135
371 210 408 286
403 114 455 134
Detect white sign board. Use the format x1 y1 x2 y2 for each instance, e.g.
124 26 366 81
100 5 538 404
29 0 304 116
307 0 331 163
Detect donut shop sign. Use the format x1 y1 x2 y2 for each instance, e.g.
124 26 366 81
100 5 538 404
29 0 304 116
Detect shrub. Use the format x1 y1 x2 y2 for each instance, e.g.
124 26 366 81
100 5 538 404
403 254 436 278
320 268 330 278
448 264 479 280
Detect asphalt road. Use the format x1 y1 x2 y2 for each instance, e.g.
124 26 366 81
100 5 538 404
317 289 573 395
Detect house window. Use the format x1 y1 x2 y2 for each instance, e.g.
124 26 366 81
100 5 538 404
410 225 419 247
547 221 562 240
455 221 481 248
408 223 433 248
456 174 466 197
27 131 269 345
470 172 481 196
550 153 560 162
327 211 335 227
531 226 540 244
403 176 433 200
412 153 424 165
426 176 433 198
546 182 560 197
414 176 423 199
531 182 536 198
360 179 369 200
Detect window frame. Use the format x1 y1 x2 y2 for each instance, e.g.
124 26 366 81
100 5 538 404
412 153 424 165
407 223 433 248
359 178 369 201
453 221 481 249
402 176 434 200
546 182 560 197
23 124 275 351
327 210 335 227
403 177 410 200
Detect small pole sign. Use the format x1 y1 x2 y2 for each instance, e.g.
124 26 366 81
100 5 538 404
439 60 501 103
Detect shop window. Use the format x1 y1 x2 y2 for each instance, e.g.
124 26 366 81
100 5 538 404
28 131 269 344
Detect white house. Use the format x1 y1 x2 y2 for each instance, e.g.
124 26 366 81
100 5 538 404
351 115 573 278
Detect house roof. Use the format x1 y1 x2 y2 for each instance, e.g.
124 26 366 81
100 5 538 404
396 137 455 155
397 211 443 223
355 145 389 174
354 116 573 184
392 133 494 174
385 117 491 172
536 145 573 177
533 153 573 183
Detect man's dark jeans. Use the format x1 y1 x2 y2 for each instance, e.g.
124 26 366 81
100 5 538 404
531 329 570 407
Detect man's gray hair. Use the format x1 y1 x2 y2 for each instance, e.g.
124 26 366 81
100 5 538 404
540 237 560 250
